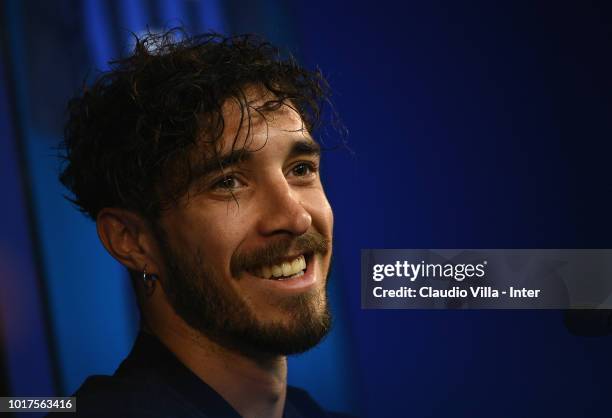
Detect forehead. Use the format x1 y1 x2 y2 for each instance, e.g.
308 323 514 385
208 86 311 157
158 86 320 207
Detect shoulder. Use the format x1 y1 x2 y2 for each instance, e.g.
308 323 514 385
48 374 202 418
286 386 359 418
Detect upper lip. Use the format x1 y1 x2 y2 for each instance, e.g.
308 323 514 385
248 252 312 272
274 252 311 264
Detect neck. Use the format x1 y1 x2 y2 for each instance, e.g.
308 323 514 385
149 319 287 418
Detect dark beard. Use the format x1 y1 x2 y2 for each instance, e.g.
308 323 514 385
155 230 332 357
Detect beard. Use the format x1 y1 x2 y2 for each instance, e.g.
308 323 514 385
154 229 332 357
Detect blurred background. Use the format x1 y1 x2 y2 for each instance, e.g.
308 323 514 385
1 0 612 417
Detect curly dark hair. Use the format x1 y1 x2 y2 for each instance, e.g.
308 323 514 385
59 29 337 221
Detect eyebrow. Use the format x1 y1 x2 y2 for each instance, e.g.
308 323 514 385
191 149 253 181
287 138 321 159
191 138 321 181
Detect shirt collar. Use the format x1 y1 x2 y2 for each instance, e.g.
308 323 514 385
115 331 328 418
116 331 242 418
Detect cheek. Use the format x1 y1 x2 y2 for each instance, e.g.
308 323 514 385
306 190 334 236
162 208 250 274
322 203 334 236
327 200 334 231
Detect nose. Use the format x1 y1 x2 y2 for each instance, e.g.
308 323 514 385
257 178 312 237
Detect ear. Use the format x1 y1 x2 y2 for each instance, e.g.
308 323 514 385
96 208 162 276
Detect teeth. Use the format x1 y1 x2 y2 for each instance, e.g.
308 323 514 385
281 262 291 276
256 255 307 279
299 257 306 270
291 258 301 272
261 266 271 278
271 265 283 277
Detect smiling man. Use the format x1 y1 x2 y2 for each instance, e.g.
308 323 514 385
57 30 349 418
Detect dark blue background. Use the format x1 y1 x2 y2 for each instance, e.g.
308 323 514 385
1 1 611 417
298 1 612 416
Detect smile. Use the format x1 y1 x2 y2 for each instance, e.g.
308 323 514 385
251 254 308 280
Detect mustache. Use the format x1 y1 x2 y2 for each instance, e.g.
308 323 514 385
230 231 330 277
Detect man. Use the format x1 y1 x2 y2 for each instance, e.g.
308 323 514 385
57 29 351 418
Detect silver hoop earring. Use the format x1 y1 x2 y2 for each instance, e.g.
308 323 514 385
142 265 158 296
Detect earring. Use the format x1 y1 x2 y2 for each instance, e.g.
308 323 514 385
142 265 158 296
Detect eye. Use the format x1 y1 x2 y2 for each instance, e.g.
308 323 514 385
212 175 244 191
291 162 317 177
